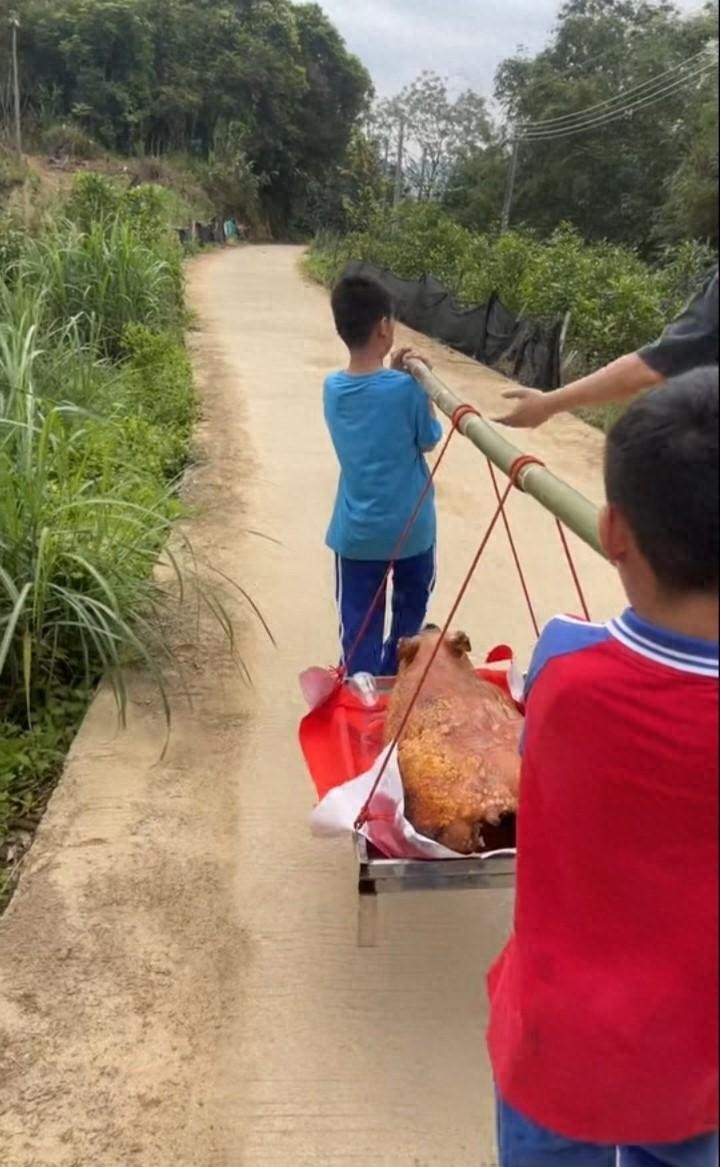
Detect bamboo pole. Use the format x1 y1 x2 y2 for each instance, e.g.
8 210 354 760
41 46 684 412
406 358 605 558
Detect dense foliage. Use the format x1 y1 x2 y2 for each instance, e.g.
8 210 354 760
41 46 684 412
0 174 201 900
1 0 371 233
308 203 714 375
444 0 718 250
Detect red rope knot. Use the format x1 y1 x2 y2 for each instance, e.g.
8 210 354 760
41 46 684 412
451 403 481 430
509 454 545 492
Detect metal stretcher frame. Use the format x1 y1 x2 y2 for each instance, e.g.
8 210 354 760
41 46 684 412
355 837 517 946
350 679 518 944
356 836 517 894
348 363 603 943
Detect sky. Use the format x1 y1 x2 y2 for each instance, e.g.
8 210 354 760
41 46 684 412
319 0 704 97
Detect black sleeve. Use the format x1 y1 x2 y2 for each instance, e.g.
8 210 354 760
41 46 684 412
640 269 719 378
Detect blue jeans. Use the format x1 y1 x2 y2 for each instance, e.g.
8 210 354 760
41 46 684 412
497 1096 719 1166
334 547 436 677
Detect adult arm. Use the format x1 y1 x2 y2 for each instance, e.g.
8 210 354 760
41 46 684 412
495 353 663 429
496 268 719 430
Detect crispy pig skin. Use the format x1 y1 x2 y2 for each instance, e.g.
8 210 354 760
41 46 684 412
385 629 522 854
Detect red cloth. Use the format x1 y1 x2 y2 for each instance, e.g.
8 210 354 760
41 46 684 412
300 648 516 802
488 613 719 1144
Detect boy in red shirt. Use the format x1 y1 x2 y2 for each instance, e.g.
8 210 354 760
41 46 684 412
488 366 719 1165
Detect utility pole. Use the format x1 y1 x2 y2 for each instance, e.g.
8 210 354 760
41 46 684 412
501 135 520 233
9 12 22 155
393 115 405 210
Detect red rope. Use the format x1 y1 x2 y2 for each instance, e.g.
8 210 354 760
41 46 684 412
507 452 591 622
487 461 541 638
352 436 594 832
341 394 594 830
342 404 476 677
355 472 514 830
555 520 592 622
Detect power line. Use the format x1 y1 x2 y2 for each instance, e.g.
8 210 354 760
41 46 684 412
518 59 717 142
518 46 715 130
520 62 717 141
502 49 717 231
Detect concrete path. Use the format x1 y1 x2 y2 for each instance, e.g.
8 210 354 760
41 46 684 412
0 246 623 1167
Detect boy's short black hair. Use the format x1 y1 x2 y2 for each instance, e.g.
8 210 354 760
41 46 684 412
605 366 719 593
331 275 393 348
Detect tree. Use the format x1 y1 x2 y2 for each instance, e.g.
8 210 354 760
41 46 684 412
659 4 719 247
483 0 718 249
260 2 372 231
11 0 372 233
376 71 491 202
299 128 388 236
442 142 509 233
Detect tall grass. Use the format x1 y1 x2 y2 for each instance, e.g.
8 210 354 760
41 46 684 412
1 311 169 716
18 219 184 358
0 174 239 902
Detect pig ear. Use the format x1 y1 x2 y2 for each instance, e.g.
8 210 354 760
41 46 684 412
449 631 472 657
398 637 420 668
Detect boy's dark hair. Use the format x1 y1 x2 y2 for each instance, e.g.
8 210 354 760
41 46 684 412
605 366 719 593
331 275 393 348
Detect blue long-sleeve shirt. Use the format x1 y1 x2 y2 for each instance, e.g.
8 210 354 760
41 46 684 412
324 368 443 561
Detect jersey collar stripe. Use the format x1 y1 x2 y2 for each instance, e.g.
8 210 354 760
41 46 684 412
616 612 718 666
608 618 719 678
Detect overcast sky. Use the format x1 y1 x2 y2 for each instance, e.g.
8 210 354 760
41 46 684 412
319 0 702 97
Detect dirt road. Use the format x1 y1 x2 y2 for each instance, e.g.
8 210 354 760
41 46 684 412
0 247 623 1167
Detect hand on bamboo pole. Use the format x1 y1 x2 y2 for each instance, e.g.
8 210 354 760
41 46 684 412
405 357 604 558
391 347 433 373
494 356 664 429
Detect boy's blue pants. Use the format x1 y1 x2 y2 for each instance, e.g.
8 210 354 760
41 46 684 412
497 1096 719 1167
334 547 436 677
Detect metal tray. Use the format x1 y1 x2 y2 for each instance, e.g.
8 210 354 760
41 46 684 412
354 835 516 946
355 835 516 895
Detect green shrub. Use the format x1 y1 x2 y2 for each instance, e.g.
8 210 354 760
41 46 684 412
0 689 90 842
120 325 197 476
0 169 261 906
309 207 715 376
64 170 123 228
39 122 101 161
0 197 198 879
0 213 28 282
0 148 27 199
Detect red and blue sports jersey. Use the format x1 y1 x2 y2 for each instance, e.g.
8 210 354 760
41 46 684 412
488 609 719 1145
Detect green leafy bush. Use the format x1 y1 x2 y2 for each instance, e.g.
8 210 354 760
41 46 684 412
120 325 197 477
0 213 28 282
39 122 101 161
308 207 715 374
0 148 27 199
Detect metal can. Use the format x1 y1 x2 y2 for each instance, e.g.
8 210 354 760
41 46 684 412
349 672 380 708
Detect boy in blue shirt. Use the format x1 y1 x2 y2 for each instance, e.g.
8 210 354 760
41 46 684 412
324 275 443 677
